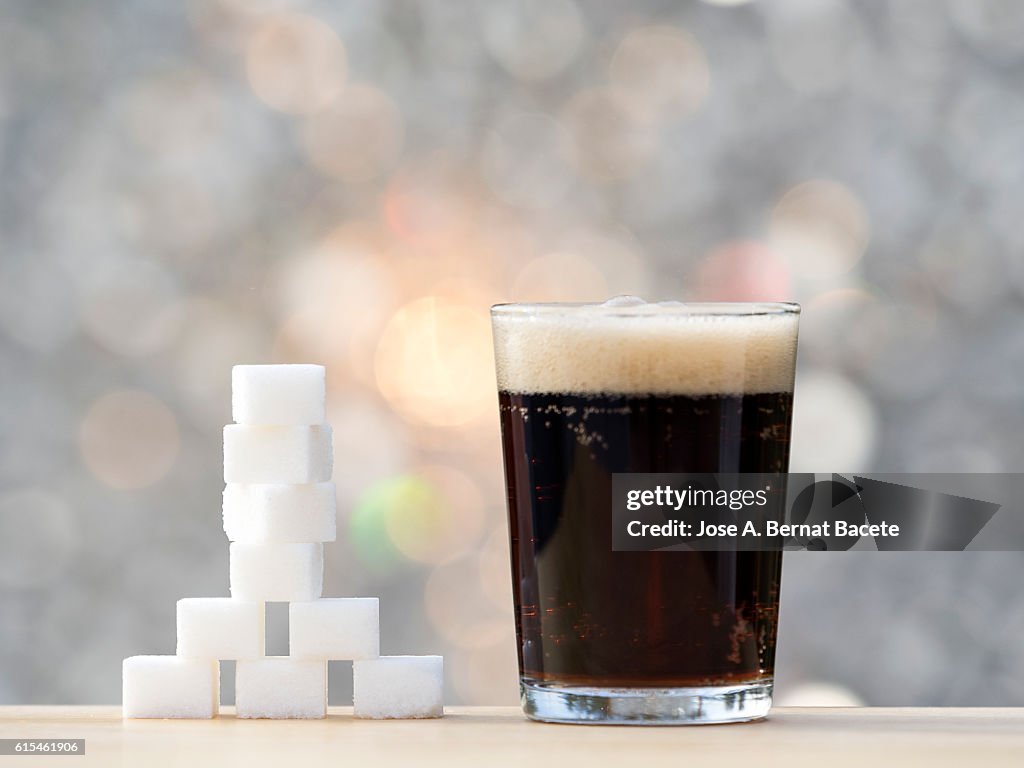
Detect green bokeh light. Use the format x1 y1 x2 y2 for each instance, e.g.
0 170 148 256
349 474 448 572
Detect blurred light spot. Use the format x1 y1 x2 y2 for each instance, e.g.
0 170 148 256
949 0 1024 61
478 525 512 613
79 390 180 490
424 555 509 649
562 88 657 180
380 154 484 255
374 297 494 428
80 260 184 357
511 252 609 302
0 255 78 352
381 161 466 244
789 371 878 472
387 241 507 306
436 431 509 504
0 489 77 589
482 0 583 81
349 477 409 574
428 275 507 315
765 0 866 95
189 0 313 55
482 111 575 209
770 179 869 280
274 225 398 381
329 398 410 508
609 26 710 124
299 84 403 182
382 183 450 246
696 240 791 301
701 0 755 5
456 224 538 291
450 641 519 704
245 13 347 114
384 466 485 565
185 0 248 52
776 682 864 707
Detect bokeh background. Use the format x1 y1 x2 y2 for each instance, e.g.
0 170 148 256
2 0 1024 707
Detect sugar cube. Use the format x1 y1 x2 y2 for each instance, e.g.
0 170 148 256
353 656 444 719
232 364 325 426
235 657 327 719
123 656 219 719
223 424 333 484
290 598 379 660
176 598 264 660
229 542 323 602
223 483 337 543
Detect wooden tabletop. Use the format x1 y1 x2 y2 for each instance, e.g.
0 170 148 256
1 707 1021 767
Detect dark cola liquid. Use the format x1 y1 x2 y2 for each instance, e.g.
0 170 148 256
499 390 793 688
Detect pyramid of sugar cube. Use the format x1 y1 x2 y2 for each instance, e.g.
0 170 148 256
122 364 444 720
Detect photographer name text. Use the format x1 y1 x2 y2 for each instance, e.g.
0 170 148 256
626 519 901 539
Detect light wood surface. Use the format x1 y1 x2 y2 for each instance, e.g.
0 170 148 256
1 706 1021 767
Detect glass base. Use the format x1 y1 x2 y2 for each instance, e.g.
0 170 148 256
521 679 773 725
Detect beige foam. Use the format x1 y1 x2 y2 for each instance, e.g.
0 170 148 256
492 303 799 395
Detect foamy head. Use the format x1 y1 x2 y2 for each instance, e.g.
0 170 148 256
492 298 800 396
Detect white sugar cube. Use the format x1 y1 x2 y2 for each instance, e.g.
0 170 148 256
235 657 327 719
290 598 379 660
176 598 264 660
353 656 444 719
229 542 323 602
123 656 219 719
232 364 325 426
223 483 337 543
223 424 333 484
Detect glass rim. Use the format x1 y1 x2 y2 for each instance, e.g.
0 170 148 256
490 300 801 318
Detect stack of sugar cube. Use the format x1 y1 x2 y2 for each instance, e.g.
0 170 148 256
122 364 444 721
